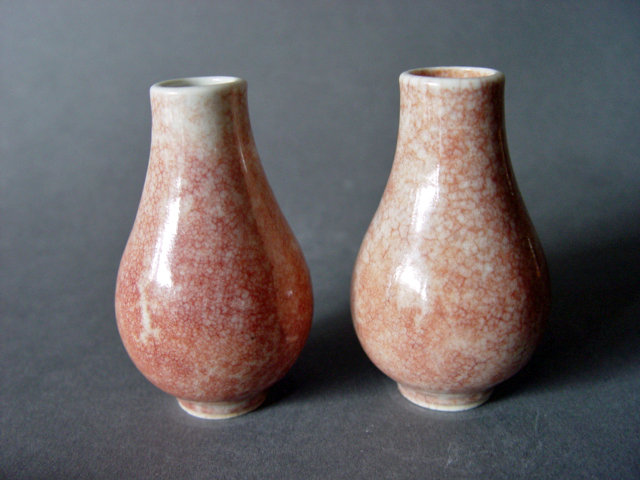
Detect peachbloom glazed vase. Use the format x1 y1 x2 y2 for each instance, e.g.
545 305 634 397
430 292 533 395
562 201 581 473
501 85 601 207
351 67 550 412
115 77 313 419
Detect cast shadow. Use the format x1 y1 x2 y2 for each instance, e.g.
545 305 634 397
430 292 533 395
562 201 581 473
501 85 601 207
271 229 640 407
267 306 380 405
495 227 640 399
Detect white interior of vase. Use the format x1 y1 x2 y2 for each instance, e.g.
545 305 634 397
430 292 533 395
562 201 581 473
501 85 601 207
155 77 242 88
409 67 498 79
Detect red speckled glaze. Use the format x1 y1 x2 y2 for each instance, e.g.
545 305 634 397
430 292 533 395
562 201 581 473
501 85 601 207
115 77 312 419
351 67 550 411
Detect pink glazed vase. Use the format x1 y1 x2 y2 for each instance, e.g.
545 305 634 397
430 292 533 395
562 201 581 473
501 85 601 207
351 67 550 411
115 77 313 419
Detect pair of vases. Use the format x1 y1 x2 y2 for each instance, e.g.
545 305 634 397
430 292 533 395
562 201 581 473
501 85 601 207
115 67 550 419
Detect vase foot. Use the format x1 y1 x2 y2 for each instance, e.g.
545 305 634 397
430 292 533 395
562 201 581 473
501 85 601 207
177 391 267 419
398 384 492 412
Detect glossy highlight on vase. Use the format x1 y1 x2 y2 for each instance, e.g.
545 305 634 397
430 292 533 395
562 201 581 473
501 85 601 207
115 76 313 419
351 67 550 411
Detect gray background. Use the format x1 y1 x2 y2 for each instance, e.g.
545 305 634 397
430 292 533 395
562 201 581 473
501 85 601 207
2 1 639 478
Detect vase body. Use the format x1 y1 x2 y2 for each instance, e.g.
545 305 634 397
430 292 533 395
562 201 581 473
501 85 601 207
351 67 550 411
115 77 313 419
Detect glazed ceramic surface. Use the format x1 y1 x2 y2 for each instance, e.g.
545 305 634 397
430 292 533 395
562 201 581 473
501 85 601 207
351 67 550 411
115 77 313 419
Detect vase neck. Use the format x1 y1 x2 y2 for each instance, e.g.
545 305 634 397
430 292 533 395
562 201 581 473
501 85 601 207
397 67 506 167
149 77 255 161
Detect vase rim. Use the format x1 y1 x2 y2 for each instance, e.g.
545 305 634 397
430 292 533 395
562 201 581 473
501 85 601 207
401 67 504 86
151 76 246 94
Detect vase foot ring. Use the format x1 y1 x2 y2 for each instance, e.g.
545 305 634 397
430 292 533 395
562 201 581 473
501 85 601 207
398 384 492 412
177 391 267 419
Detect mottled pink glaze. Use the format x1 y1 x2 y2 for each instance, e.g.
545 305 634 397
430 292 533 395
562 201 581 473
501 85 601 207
115 77 312 418
351 67 550 411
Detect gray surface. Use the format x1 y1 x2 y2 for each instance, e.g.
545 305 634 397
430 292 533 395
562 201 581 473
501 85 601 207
2 1 639 478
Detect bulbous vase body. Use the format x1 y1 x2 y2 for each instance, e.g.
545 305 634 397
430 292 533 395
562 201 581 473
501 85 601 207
115 77 313 419
351 67 550 411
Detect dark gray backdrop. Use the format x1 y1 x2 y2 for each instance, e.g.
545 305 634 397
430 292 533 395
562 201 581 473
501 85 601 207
2 1 639 478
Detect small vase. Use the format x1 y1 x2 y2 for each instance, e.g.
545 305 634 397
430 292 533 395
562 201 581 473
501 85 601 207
351 67 550 411
115 77 313 419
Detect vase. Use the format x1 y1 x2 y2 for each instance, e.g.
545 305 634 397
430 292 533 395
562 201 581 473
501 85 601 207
115 77 313 419
351 67 550 411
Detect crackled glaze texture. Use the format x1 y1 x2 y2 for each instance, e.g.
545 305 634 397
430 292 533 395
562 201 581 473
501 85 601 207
351 67 550 411
115 77 312 419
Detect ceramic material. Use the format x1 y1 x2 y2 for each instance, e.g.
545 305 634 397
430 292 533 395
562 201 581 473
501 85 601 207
115 77 313 419
351 67 550 411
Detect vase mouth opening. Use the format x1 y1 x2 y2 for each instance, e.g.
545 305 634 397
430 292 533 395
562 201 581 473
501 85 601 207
151 76 246 94
402 67 503 86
